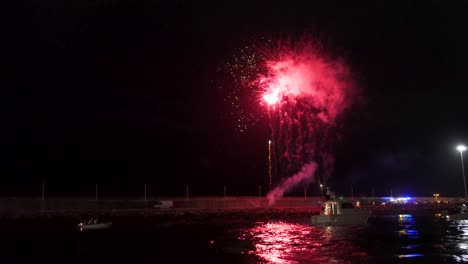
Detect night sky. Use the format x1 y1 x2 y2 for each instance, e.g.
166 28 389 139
3 1 468 197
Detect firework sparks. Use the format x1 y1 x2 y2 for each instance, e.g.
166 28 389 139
257 40 352 123
219 45 265 134
255 37 355 204
262 90 281 106
220 36 356 204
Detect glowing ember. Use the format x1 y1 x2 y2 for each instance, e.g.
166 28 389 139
262 90 280 105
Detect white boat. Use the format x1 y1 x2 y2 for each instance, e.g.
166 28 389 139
311 200 370 226
78 220 112 230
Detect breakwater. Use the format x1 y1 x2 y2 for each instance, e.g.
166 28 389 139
0 196 460 221
0 197 323 213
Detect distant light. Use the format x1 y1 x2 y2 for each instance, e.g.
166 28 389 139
397 254 423 258
268 140 271 144
320 184 323 188
397 197 411 201
396 197 411 201
457 145 467 152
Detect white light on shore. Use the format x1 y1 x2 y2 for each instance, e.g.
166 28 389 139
457 145 467 152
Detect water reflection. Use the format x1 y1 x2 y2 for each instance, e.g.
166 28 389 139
227 215 468 263
396 253 424 258
396 214 419 239
445 219 468 262
240 221 367 263
394 214 423 259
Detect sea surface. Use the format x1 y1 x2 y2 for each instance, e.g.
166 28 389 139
1 213 468 263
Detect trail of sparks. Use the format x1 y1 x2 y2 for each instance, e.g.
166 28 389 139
268 139 272 191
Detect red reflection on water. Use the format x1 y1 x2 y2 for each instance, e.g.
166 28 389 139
242 221 363 263
249 222 311 263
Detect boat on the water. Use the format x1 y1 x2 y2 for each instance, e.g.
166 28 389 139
311 200 371 226
78 219 112 230
310 185 370 226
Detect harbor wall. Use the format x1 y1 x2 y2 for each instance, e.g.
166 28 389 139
0 196 461 213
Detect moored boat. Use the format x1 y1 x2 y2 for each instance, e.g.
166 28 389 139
311 185 370 226
311 200 371 226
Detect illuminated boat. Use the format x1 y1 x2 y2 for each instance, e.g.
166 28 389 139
310 200 370 226
78 219 112 230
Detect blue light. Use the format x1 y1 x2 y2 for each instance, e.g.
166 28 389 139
397 254 423 258
399 214 413 218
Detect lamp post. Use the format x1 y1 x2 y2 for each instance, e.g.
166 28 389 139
433 193 440 203
457 144 468 201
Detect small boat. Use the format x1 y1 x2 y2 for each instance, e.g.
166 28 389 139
78 219 112 230
311 200 370 226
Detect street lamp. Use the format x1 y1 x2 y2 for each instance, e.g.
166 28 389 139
457 144 468 201
433 193 440 203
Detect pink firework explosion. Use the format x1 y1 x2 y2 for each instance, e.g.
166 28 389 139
218 36 357 204
257 40 352 124
253 38 356 204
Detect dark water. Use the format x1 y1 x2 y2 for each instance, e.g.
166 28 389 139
1 214 468 263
